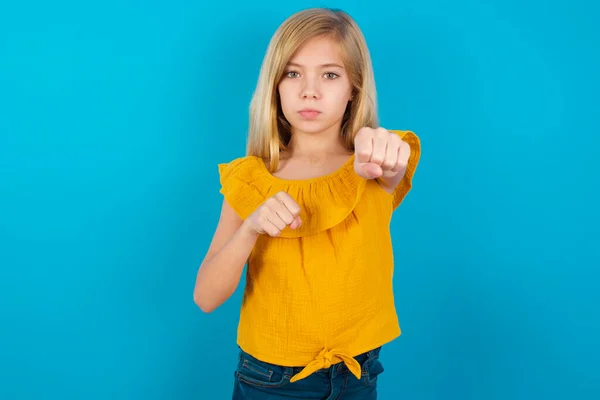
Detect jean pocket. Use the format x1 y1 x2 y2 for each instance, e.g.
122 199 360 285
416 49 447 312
235 352 290 389
361 352 384 386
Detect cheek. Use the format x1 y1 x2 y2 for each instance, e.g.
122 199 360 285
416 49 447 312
328 89 352 113
277 83 294 111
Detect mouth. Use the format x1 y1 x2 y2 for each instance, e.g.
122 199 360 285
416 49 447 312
298 109 321 119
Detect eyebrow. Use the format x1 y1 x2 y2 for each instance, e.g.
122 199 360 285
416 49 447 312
286 62 344 69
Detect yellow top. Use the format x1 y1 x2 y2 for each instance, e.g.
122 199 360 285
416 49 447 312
218 130 421 382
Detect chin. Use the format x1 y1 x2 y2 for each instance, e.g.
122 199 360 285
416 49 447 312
290 120 331 134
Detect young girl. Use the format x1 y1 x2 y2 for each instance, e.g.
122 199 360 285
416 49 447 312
194 7 421 399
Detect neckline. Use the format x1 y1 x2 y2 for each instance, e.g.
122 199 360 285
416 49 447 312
254 153 356 185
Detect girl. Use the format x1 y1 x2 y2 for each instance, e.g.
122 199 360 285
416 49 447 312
194 7 421 399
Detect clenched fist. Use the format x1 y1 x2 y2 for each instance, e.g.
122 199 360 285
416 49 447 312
244 191 302 237
354 127 411 179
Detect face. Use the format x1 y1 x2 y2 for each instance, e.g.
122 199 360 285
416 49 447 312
277 35 353 136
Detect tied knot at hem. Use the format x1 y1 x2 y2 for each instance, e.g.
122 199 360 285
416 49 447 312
289 347 362 383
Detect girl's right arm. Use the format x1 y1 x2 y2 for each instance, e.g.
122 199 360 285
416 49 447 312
193 191 302 313
193 199 258 313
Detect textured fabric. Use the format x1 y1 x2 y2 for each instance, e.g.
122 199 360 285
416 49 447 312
218 130 421 383
232 347 383 399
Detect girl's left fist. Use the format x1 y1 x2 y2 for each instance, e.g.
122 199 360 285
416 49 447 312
353 127 410 179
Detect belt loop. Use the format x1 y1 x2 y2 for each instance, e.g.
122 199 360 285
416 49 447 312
284 366 294 378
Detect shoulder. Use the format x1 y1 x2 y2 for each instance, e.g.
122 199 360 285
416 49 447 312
218 155 266 185
217 155 270 220
218 155 264 174
388 130 420 148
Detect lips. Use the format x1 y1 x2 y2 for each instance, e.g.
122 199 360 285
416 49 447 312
298 109 321 119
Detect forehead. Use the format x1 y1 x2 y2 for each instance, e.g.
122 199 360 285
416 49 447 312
289 35 344 65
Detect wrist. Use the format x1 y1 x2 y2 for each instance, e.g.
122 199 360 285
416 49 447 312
239 219 260 240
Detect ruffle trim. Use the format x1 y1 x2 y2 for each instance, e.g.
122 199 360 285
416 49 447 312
389 130 421 209
218 155 366 238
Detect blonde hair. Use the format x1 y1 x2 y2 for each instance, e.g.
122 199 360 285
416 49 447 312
246 8 379 172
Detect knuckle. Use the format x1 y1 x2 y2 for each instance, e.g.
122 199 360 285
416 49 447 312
357 127 372 138
357 149 371 158
382 160 395 169
371 155 384 164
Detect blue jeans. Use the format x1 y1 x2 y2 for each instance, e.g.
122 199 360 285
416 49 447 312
232 347 384 399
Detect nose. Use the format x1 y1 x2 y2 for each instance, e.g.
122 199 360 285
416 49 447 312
302 89 319 99
301 76 320 100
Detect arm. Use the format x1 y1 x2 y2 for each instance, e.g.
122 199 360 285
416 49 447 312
193 199 258 313
193 192 302 313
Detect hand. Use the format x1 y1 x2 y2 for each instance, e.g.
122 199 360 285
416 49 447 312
243 191 302 237
354 127 411 179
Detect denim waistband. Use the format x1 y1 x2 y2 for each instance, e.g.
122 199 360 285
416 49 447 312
237 347 381 380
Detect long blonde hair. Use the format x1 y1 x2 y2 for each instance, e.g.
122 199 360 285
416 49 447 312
246 8 379 172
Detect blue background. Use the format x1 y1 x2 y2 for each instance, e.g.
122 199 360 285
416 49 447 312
1 0 598 399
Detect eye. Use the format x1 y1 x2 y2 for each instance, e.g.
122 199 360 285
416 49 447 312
284 71 300 78
324 72 339 79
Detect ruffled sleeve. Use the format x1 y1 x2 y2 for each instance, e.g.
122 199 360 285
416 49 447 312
217 155 367 238
389 130 421 210
218 157 268 220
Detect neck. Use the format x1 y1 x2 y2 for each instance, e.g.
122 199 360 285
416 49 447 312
287 124 346 158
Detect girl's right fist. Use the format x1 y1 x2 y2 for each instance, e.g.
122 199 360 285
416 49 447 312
244 191 302 237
